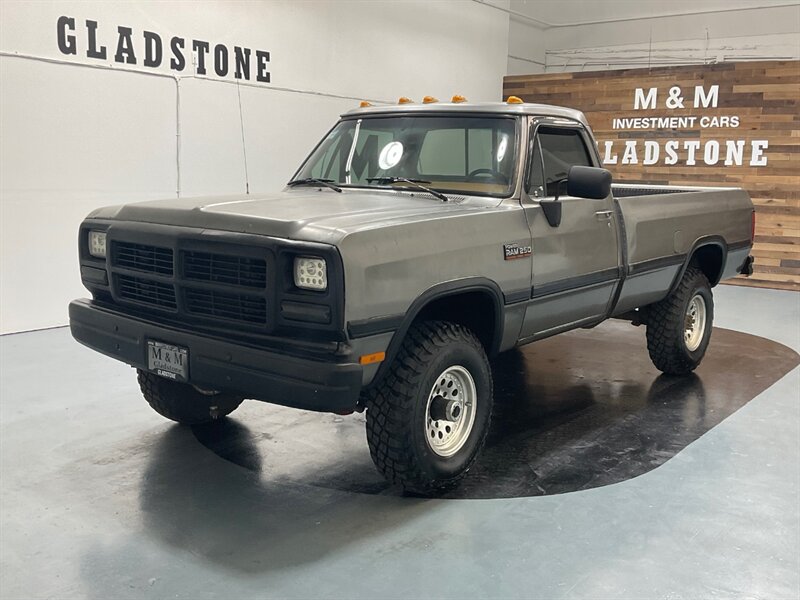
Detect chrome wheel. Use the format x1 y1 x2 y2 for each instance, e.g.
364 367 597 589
684 294 707 352
425 365 477 457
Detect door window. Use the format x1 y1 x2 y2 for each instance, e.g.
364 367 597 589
534 127 593 196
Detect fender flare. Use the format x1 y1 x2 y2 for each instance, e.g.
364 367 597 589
359 277 506 387
669 236 728 293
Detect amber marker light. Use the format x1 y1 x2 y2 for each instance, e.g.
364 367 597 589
398 97 414 104
422 96 438 104
451 94 467 103
506 95 524 104
359 352 386 365
359 100 372 107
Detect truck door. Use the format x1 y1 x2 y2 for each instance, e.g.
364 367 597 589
519 121 620 340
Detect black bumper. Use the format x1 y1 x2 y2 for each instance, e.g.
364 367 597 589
69 299 363 413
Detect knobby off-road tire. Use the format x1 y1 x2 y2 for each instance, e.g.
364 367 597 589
137 369 244 425
365 321 493 495
646 266 714 375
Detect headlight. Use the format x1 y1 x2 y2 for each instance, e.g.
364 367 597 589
293 257 327 291
88 231 107 258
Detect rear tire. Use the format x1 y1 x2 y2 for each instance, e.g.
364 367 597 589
365 321 493 495
137 370 244 425
646 266 714 375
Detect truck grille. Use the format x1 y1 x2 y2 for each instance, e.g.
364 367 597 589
113 242 174 275
183 251 266 288
111 241 269 328
117 274 177 309
185 288 267 324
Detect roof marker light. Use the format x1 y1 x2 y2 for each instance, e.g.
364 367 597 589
451 94 467 103
422 96 438 104
506 95 524 104
359 100 372 107
398 97 414 104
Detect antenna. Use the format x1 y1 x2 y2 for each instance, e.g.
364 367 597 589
236 82 250 195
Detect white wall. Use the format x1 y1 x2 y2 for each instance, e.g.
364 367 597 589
506 0 800 74
0 0 511 334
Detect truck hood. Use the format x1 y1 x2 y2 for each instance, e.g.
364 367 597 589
89 189 496 245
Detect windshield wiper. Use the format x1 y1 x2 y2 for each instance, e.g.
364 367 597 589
287 178 342 193
366 177 448 202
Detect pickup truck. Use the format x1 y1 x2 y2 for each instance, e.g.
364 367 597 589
70 97 755 494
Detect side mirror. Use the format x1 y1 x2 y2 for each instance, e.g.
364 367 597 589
567 165 612 200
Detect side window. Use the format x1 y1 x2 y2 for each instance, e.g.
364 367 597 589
537 128 593 196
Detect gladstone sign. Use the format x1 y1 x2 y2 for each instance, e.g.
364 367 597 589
56 16 271 82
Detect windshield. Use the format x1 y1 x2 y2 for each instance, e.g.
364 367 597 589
293 115 518 198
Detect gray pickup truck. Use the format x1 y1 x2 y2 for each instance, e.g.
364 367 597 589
70 98 754 493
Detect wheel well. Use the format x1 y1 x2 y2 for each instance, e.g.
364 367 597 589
689 244 724 286
413 291 498 354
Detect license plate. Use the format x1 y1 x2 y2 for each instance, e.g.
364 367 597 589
147 340 188 382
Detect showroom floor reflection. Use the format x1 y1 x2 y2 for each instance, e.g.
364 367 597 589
178 320 799 500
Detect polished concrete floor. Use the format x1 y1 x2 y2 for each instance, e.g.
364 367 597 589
1 285 798 599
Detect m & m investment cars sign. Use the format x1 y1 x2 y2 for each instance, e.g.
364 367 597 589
601 84 769 167
503 61 800 291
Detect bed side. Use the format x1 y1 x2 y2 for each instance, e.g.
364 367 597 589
613 185 753 314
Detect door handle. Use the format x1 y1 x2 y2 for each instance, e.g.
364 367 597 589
595 210 613 220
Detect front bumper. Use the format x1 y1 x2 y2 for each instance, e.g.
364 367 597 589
69 299 363 413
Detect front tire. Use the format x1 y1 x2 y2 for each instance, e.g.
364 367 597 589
365 321 493 495
646 266 714 375
137 370 244 425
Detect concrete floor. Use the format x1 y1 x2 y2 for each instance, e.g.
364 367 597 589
1 285 798 599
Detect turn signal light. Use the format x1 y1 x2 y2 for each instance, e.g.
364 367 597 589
451 94 467 103
359 352 386 365
359 100 372 107
422 96 438 104
398 97 413 104
506 95 524 104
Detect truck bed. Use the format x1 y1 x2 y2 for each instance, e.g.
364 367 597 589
610 183 753 315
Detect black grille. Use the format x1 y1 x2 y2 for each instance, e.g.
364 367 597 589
185 288 267 324
117 274 177 310
113 242 173 275
183 251 267 288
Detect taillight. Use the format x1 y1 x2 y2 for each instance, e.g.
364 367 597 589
751 211 756 243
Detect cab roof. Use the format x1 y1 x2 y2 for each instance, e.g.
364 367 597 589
342 101 590 128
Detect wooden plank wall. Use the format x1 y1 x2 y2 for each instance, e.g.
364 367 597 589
503 60 800 291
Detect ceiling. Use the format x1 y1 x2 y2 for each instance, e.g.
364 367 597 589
503 0 800 28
